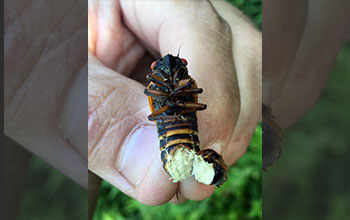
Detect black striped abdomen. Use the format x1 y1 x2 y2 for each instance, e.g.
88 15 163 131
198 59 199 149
157 112 201 164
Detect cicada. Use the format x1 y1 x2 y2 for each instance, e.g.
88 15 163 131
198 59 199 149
144 54 227 186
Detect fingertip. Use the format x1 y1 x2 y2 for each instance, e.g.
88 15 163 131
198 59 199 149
169 191 187 204
179 176 216 201
135 157 177 206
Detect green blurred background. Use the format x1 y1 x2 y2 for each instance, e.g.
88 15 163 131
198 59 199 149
93 1 262 220
263 43 350 219
16 156 88 220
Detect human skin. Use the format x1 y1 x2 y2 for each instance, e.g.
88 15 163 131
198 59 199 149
263 0 350 129
4 0 88 188
88 0 261 205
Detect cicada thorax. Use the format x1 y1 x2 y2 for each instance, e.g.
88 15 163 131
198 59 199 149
144 54 228 186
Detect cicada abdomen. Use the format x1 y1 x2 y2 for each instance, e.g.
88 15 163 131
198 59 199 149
144 54 228 186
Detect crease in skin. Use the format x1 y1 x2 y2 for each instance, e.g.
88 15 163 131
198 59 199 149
281 3 309 80
88 114 124 168
130 1 149 48
4 0 32 34
134 134 158 187
59 64 87 136
106 116 131 169
116 171 137 191
6 20 84 112
5 32 48 108
50 2 84 34
88 2 98 53
88 83 116 116
89 71 148 131
60 63 87 159
205 142 224 156
114 34 146 74
88 114 111 158
90 86 119 116
65 138 87 164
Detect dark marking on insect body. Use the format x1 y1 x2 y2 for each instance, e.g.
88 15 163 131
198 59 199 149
144 54 228 186
197 149 228 186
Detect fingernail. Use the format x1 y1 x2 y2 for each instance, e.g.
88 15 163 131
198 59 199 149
118 126 159 186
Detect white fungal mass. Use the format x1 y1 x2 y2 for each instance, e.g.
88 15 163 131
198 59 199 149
167 147 215 185
167 147 195 182
193 156 215 185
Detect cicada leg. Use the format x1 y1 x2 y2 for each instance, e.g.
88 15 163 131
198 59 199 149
176 102 207 111
148 105 169 121
144 89 169 102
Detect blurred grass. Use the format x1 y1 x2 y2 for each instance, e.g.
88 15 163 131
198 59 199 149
262 43 350 219
94 125 261 220
17 156 88 220
93 1 262 220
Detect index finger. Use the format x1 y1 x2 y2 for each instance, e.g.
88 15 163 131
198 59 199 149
121 0 239 156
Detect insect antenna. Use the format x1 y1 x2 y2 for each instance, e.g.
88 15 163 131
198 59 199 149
177 43 184 57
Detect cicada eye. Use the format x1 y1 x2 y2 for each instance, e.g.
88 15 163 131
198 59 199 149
151 61 157 70
181 58 188 66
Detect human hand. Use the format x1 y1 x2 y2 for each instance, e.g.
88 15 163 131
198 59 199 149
263 0 350 129
88 0 261 205
4 0 87 188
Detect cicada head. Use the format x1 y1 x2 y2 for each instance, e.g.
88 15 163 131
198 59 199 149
150 54 189 82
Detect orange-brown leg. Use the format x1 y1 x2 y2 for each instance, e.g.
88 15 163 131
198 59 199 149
148 105 169 121
175 78 193 91
176 102 207 110
144 89 169 101
146 74 169 88
175 88 203 95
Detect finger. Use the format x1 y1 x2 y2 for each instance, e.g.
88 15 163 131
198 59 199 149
5 3 88 188
179 176 216 201
169 191 187 204
210 0 262 164
121 0 239 200
88 53 176 205
134 153 177 205
88 0 145 74
121 0 239 150
263 0 349 128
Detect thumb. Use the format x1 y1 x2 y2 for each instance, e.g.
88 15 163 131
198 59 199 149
88 53 176 205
